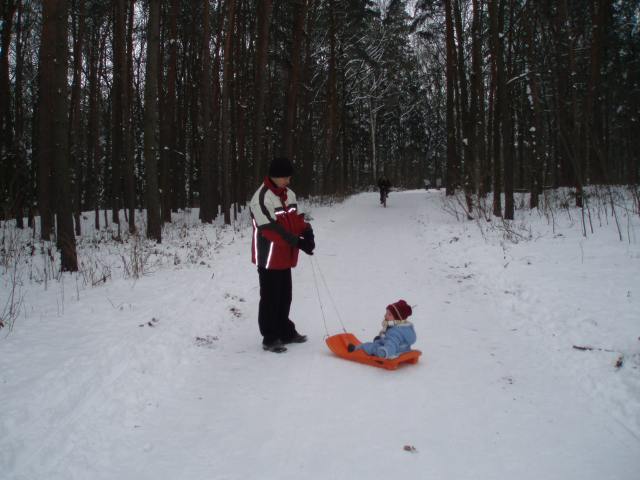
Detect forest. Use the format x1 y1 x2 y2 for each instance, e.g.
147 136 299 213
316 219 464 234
0 0 638 271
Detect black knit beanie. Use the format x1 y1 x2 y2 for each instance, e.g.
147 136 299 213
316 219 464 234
268 157 294 178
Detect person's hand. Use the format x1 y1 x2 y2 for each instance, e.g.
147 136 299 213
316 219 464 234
297 237 314 255
302 224 314 238
302 226 315 251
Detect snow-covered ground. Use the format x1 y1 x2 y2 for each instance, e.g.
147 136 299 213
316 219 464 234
1 189 639 480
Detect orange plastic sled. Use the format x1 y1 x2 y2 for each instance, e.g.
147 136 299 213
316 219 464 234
326 333 421 370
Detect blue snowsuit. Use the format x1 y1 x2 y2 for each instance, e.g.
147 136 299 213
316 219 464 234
355 323 416 359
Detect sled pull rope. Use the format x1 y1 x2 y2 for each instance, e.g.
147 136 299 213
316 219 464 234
309 255 331 337
309 255 348 335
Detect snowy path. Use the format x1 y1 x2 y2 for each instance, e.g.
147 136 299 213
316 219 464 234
1 190 639 479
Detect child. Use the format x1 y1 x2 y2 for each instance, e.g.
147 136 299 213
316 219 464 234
348 300 416 359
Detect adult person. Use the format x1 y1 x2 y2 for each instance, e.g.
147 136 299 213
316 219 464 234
377 175 391 205
249 157 315 353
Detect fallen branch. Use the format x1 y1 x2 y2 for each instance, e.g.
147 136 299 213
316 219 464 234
572 344 616 353
573 345 626 370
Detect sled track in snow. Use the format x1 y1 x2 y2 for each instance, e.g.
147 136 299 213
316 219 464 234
8 277 212 477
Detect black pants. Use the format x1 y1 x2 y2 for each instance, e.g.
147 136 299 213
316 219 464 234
258 267 297 343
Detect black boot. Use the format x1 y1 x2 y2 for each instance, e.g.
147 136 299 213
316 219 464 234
347 343 356 353
283 333 308 345
263 339 287 353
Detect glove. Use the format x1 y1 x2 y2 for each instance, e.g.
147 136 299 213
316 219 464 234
297 237 314 255
302 226 315 251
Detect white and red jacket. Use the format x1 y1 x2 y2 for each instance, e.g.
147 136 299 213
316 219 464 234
249 177 309 270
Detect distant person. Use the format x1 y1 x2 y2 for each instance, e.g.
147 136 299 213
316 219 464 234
348 300 416 359
249 157 315 353
377 175 391 205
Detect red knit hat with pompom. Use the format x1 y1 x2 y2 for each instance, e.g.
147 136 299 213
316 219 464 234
386 300 412 321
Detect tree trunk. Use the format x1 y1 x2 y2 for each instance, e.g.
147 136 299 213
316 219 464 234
36 0 58 239
124 0 135 233
283 0 308 162
174 26 187 211
13 0 25 228
470 0 485 198
86 19 102 231
185 31 197 209
585 0 609 185
49 0 78 271
298 0 316 196
0 1 17 222
489 0 503 217
235 1 247 205
369 97 378 184
111 0 127 227
221 0 237 224
144 0 162 242
325 0 340 194
444 0 457 196
338 41 347 194
211 19 222 213
160 0 178 224
252 0 273 183
68 0 85 236
525 8 543 209
553 0 580 201
199 0 215 223
453 0 474 216
503 0 514 220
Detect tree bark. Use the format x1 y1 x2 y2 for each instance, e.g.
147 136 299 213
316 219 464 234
86 17 104 231
489 0 503 217
13 0 25 228
160 0 178 224
174 20 187 212
221 0 237 224
298 0 316 196
553 0 581 202
49 0 78 271
369 97 378 184
502 0 514 220
444 0 457 196
166 0 182 212
585 0 609 185
470 0 485 198
144 0 162 242
0 1 17 221
68 0 85 236
234 1 247 206
36 0 58 239
525 7 543 209
283 0 308 163
211 17 223 212
124 0 135 233
199 0 215 223
111 0 127 227
252 0 273 183
453 0 474 216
